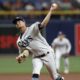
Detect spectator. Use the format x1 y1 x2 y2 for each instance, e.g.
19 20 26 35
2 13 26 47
0 1 12 11
24 2 36 19
11 0 24 10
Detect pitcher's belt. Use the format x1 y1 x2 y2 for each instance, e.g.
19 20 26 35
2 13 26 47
34 52 49 58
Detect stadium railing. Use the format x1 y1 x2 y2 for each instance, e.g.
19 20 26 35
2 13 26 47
0 10 80 15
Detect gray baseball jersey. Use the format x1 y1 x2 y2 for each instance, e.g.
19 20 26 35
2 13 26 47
17 22 53 57
52 37 71 54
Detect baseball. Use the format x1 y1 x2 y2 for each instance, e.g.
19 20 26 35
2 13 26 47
52 3 58 8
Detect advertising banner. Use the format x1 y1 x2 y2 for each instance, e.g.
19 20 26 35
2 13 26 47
0 27 18 54
75 23 80 55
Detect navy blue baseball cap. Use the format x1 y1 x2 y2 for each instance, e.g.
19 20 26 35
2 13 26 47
12 16 25 24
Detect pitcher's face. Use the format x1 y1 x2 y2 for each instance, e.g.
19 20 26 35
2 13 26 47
16 20 26 33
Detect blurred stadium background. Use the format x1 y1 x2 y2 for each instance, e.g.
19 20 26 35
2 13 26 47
0 0 80 80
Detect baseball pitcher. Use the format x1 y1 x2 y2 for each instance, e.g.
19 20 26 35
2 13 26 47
12 4 64 80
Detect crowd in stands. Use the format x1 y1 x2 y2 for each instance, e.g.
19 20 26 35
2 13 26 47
0 0 80 21
0 0 76 11
0 0 79 11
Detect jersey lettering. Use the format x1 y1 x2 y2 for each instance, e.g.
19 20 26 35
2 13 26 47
18 36 33 47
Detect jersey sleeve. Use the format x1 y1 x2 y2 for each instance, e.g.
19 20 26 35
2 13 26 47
51 39 57 48
35 22 42 29
33 21 43 32
18 46 22 54
66 39 71 53
16 38 24 54
16 43 23 54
